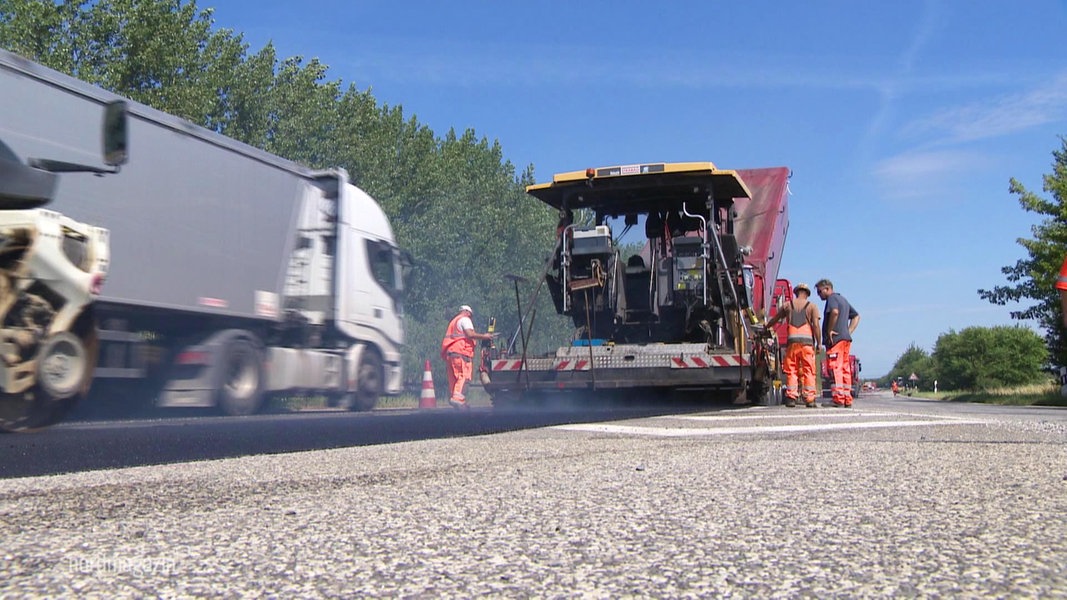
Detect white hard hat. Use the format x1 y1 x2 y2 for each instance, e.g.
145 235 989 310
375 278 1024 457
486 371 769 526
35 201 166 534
459 305 473 313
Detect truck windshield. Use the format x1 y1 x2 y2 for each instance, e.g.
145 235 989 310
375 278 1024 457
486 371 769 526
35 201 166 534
366 239 403 299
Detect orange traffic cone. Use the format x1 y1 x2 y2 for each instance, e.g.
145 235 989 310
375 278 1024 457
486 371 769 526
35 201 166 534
419 360 437 409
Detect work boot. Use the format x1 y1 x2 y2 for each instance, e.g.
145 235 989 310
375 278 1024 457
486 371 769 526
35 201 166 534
784 399 797 408
448 398 469 410
805 401 817 408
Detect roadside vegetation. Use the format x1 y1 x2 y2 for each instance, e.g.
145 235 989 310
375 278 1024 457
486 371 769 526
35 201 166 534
919 383 1067 407
882 136 1067 407
0 0 576 396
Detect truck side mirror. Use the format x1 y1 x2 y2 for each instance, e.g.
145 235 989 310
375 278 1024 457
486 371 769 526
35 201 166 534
102 100 128 167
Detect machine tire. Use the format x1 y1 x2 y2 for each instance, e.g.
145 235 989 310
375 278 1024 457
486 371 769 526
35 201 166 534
0 320 97 432
753 380 781 406
216 338 264 416
344 349 382 412
35 331 89 400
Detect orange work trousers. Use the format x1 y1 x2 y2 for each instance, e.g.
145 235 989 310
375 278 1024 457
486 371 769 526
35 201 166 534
783 343 817 403
826 340 853 405
446 354 473 402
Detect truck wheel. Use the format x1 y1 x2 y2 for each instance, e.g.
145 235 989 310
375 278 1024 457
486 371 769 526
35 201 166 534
343 350 381 412
36 331 89 400
217 338 264 416
0 326 96 432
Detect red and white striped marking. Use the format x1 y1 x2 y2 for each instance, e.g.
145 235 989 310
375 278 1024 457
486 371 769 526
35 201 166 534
492 359 526 371
670 355 750 368
555 359 590 371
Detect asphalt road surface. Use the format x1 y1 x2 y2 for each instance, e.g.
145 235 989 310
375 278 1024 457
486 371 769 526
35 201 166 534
1 391 1065 598
0 404 706 479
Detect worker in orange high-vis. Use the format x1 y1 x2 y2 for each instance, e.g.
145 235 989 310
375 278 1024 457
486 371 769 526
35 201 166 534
1057 255 1067 328
767 283 821 407
816 279 861 408
440 305 496 409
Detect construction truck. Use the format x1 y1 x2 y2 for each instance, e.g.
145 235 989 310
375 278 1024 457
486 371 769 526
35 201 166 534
482 162 792 406
0 57 127 431
0 50 405 424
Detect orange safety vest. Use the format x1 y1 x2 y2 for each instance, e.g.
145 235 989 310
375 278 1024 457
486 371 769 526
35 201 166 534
786 300 815 346
440 313 475 359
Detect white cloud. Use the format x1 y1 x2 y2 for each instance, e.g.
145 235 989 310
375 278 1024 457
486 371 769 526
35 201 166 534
871 149 991 199
904 71 1067 143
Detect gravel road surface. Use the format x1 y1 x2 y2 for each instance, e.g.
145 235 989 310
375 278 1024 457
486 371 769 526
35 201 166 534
2 393 1065 598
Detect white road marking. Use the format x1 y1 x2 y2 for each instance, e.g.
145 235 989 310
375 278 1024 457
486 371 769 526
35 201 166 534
655 410 973 422
553 419 987 437
655 412 864 421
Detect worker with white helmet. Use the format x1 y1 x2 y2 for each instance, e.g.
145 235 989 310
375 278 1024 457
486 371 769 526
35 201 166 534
440 304 495 409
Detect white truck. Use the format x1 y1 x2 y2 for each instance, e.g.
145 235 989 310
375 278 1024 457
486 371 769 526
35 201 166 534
0 50 405 426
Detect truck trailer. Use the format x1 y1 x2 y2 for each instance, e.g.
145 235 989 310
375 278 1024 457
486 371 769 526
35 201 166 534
482 162 791 406
0 50 405 421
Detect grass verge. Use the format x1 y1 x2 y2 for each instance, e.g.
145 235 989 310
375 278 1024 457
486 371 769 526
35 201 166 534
921 382 1067 407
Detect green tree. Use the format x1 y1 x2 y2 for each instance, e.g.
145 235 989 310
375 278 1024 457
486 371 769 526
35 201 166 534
979 137 1067 366
1 0 573 388
886 343 935 388
0 0 251 123
932 326 1047 391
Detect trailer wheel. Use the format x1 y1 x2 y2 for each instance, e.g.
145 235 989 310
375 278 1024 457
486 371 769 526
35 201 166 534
345 350 381 412
217 338 264 416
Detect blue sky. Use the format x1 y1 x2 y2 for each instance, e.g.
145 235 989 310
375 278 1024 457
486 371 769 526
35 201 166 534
205 0 1067 377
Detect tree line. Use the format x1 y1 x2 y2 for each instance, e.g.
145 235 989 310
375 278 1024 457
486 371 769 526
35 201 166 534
0 0 573 387
887 136 1067 391
884 327 1047 392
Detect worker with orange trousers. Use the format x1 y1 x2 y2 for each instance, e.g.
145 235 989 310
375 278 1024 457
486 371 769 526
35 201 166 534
440 305 495 409
816 279 861 407
767 283 821 407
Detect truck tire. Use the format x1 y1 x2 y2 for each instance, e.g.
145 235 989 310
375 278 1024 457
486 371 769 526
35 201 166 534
342 349 381 412
0 319 97 432
216 338 264 416
36 331 90 401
